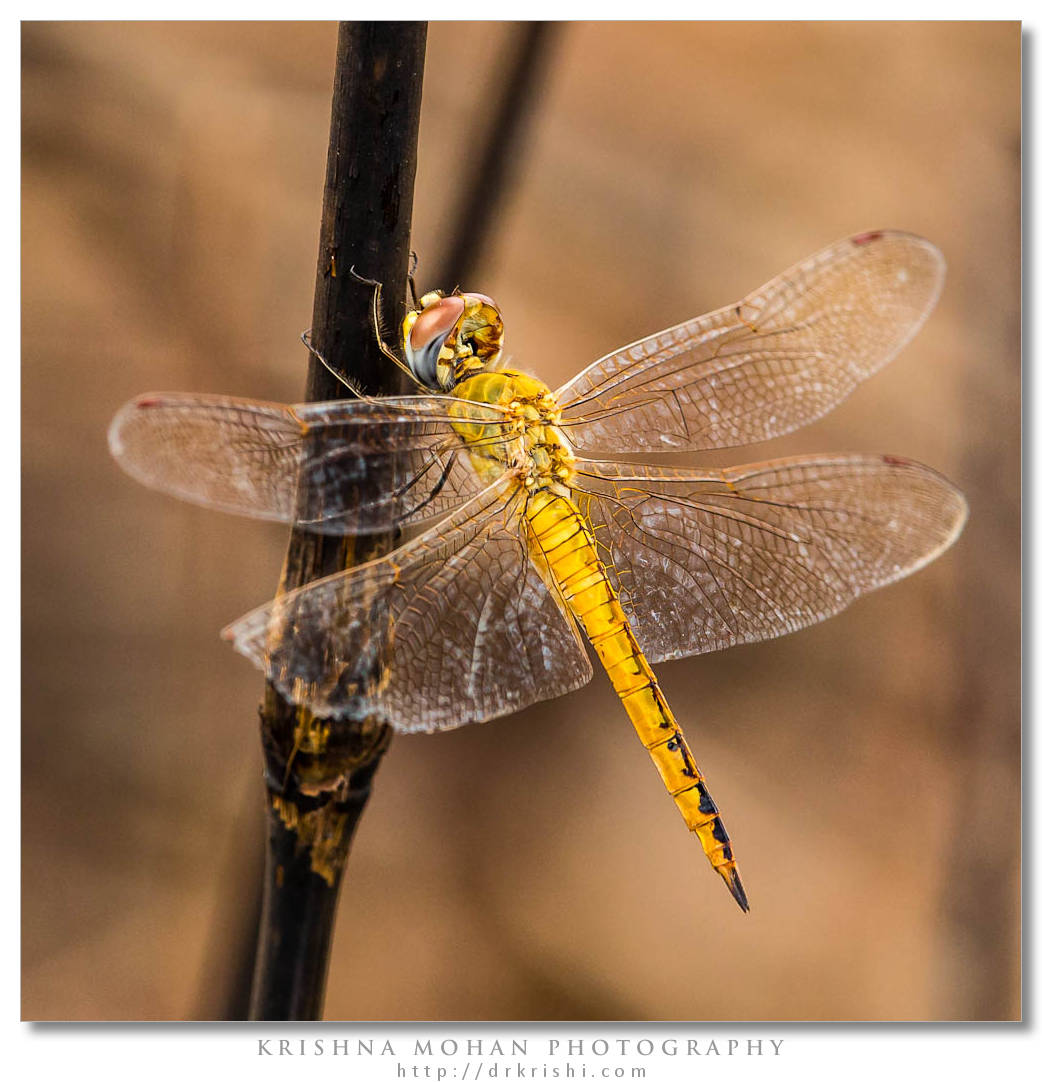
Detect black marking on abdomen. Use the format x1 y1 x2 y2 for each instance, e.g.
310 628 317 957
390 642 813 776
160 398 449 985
696 782 718 816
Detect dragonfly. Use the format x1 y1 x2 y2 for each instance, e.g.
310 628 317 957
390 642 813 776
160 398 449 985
108 230 967 912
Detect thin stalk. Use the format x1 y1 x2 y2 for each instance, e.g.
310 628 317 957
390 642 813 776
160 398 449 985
430 22 559 291
248 21 427 1022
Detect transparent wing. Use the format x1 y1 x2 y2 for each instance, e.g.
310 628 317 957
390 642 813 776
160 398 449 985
572 455 967 663
108 391 512 533
556 231 945 453
223 475 594 727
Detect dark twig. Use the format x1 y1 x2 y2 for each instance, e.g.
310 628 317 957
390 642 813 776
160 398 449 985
248 21 427 1022
218 20 555 1024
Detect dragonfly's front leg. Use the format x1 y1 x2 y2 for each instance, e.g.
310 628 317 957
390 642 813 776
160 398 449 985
348 267 427 390
300 329 369 399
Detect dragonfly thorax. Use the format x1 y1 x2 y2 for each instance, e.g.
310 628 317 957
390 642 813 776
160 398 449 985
403 290 504 390
451 370 577 496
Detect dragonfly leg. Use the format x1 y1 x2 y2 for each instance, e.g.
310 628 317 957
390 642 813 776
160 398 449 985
407 250 420 308
348 266 428 389
299 329 368 398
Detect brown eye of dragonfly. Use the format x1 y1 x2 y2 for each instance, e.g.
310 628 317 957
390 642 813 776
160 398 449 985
409 296 464 351
405 295 465 388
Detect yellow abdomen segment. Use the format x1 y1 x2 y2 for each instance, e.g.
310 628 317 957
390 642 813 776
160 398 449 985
525 488 749 912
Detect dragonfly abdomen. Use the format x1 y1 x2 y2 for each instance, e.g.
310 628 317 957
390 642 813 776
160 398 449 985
524 489 749 912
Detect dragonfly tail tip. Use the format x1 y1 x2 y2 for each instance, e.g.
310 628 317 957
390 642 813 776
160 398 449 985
721 866 750 913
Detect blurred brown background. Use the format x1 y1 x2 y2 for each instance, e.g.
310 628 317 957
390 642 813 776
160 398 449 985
22 22 1019 1021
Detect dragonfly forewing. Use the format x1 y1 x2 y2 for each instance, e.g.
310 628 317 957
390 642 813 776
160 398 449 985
108 391 513 533
556 231 945 453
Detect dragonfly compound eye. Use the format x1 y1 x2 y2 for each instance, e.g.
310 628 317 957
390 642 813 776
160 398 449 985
404 292 505 390
404 294 466 389
453 293 504 382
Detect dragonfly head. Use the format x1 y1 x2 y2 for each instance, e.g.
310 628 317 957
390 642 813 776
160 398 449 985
403 291 504 390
